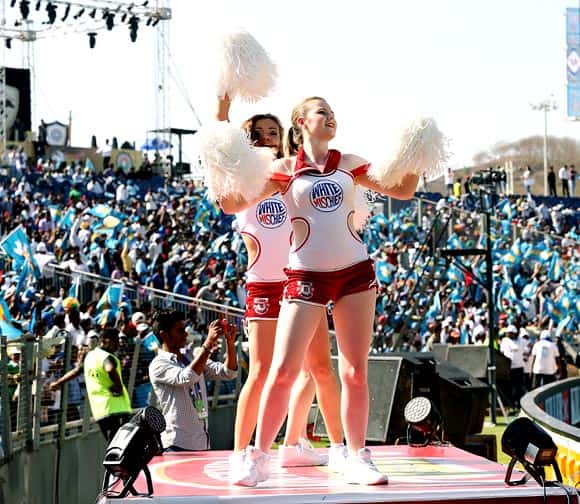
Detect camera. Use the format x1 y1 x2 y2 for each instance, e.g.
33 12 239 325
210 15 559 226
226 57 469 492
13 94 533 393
219 318 230 330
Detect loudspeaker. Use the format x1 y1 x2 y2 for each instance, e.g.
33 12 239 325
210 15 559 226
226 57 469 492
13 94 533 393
313 354 438 443
437 361 489 445
447 345 488 379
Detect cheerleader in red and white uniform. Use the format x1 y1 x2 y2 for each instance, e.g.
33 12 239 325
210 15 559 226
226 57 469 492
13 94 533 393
220 97 421 487
215 99 345 484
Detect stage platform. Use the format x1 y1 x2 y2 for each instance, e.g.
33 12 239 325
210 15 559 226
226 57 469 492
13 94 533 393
99 445 574 503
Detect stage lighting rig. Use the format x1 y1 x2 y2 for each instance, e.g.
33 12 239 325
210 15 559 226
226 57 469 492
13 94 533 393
5 38 12 49
404 397 441 447
102 406 166 499
501 417 562 487
0 1 172 47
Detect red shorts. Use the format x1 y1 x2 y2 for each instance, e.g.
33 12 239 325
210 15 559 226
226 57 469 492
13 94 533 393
244 281 285 320
283 259 377 306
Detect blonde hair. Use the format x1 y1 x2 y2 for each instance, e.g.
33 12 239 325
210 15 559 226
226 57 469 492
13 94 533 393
284 96 326 157
241 113 284 159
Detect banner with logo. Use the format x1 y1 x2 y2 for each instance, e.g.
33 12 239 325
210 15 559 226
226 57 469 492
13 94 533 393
566 9 580 118
3 67 32 142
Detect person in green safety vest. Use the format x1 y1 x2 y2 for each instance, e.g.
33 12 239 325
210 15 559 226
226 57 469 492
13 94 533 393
83 327 132 441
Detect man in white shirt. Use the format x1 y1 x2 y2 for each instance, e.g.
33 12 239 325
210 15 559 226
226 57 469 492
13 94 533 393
499 325 525 409
558 165 570 197
149 311 237 451
530 330 560 389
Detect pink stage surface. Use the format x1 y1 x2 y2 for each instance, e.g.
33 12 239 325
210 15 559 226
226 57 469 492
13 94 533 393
99 445 573 503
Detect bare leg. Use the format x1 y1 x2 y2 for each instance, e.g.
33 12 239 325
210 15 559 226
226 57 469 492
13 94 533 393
233 320 276 452
304 317 343 444
333 289 375 454
255 301 325 452
284 370 315 445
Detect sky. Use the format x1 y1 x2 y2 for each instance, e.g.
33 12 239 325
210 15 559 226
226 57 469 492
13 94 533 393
2 0 579 169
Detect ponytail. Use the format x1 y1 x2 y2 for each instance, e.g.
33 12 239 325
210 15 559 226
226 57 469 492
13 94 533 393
284 96 326 157
284 126 302 157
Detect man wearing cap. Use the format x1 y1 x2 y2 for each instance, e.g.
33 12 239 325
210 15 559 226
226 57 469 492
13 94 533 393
529 330 560 389
83 327 132 441
500 325 525 410
149 311 238 451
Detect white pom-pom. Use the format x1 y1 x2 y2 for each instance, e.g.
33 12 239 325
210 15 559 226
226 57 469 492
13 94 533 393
197 121 274 202
369 118 449 188
215 29 277 103
353 186 371 231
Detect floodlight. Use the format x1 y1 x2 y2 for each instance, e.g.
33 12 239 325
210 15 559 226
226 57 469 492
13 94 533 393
128 16 138 42
61 3 70 21
87 32 97 49
46 2 57 24
20 1 30 19
105 13 114 31
102 406 166 498
404 396 441 447
501 417 562 486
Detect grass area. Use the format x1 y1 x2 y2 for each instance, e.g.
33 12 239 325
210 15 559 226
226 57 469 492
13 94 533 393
481 416 511 465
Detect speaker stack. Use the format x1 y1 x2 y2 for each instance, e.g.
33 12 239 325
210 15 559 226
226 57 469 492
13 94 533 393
314 352 489 447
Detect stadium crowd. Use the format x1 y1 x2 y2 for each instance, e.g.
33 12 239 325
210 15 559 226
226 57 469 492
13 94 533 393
1 147 579 430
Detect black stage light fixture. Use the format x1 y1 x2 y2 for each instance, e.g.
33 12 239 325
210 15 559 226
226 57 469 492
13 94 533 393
404 396 441 447
102 406 166 498
105 13 114 31
101 8 109 20
121 12 128 22
20 1 30 19
87 31 97 48
5 38 12 49
74 7 84 19
61 3 70 21
10 0 17 8
128 15 139 42
35 0 41 10
46 2 57 24
142 0 148 6
501 417 562 487
151 17 160 27
89 7 96 18
146 16 152 26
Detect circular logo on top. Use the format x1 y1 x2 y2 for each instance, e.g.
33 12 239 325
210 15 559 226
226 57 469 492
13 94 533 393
255 198 287 228
309 180 343 212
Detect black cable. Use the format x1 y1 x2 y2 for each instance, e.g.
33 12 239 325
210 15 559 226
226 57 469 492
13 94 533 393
551 482 572 504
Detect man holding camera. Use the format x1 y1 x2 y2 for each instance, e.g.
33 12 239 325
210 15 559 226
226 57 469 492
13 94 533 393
149 311 238 451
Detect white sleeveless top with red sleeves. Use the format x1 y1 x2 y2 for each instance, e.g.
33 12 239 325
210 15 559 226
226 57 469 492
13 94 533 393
277 149 369 272
235 193 290 283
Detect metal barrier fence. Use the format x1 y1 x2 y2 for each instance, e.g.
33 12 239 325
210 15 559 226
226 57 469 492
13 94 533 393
1 266 245 464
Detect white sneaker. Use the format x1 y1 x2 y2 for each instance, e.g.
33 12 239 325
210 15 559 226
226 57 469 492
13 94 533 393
343 448 389 485
231 447 270 487
229 450 247 485
328 443 348 473
278 443 328 467
298 437 314 450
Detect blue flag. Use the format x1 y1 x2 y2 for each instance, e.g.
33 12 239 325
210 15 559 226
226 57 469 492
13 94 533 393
0 293 22 340
97 285 123 312
548 253 563 282
1 226 40 276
